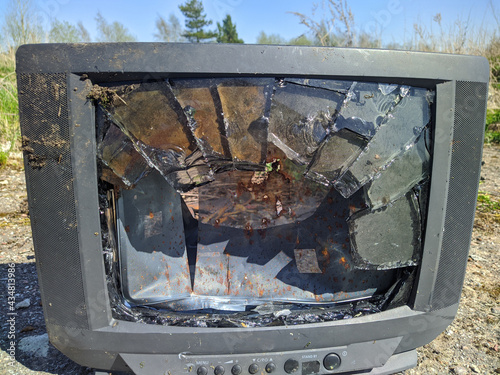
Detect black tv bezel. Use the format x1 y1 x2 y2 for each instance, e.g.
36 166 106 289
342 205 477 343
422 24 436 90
16 43 489 375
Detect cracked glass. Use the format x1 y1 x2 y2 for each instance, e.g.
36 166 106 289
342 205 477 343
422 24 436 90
94 76 433 318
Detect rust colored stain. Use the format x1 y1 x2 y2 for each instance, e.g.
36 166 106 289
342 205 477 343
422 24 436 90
322 247 331 273
149 211 154 219
315 295 324 302
244 223 254 239
339 257 350 270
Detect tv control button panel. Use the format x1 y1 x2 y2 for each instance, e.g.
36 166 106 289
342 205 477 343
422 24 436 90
177 336 402 375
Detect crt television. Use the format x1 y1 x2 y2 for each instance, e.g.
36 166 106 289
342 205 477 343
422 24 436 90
16 43 489 375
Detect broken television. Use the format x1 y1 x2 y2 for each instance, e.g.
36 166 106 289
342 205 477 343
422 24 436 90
16 44 489 375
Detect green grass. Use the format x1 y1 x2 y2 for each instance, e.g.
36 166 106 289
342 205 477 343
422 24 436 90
0 52 19 167
485 108 500 145
477 192 500 212
486 108 500 126
485 130 500 144
476 192 500 228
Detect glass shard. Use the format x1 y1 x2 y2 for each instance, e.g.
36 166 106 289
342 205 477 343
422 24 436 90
366 131 431 209
307 128 368 185
164 149 214 192
170 79 230 159
268 83 344 165
294 249 323 273
107 81 196 174
334 87 432 198
333 82 399 138
217 78 274 164
348 192 421 270
98 123 151 187
117 171 192 304
378 83 398 95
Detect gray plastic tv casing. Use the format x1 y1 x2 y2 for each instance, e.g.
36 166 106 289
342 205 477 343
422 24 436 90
16 43 488 375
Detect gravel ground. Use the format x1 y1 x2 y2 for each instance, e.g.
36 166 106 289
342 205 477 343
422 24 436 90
0 146 498 375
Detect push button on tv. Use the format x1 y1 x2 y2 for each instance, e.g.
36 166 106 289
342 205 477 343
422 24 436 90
230 364 242 375
197 366 208 375
248 363 259 374
265 362 276 373
214 365 225 375
284 359 299 373
323 353 341 370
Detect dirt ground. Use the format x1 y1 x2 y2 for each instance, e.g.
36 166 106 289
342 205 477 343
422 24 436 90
0 146 498 375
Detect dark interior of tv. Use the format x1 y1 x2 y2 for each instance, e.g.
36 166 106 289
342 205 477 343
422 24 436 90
16 43 489 375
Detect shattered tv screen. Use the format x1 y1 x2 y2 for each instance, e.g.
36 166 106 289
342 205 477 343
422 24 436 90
92 77 433 327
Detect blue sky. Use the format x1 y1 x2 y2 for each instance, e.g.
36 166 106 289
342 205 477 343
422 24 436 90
0 0 498 45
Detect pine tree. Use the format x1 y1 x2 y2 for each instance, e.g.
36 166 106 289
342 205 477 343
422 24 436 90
216 15 243 43
179 0 216 43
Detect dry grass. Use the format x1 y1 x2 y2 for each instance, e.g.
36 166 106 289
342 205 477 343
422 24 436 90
290 0 380 48
410 13 492 55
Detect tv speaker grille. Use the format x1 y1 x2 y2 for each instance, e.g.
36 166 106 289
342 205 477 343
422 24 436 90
431 81 487 311
18 73 89 329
